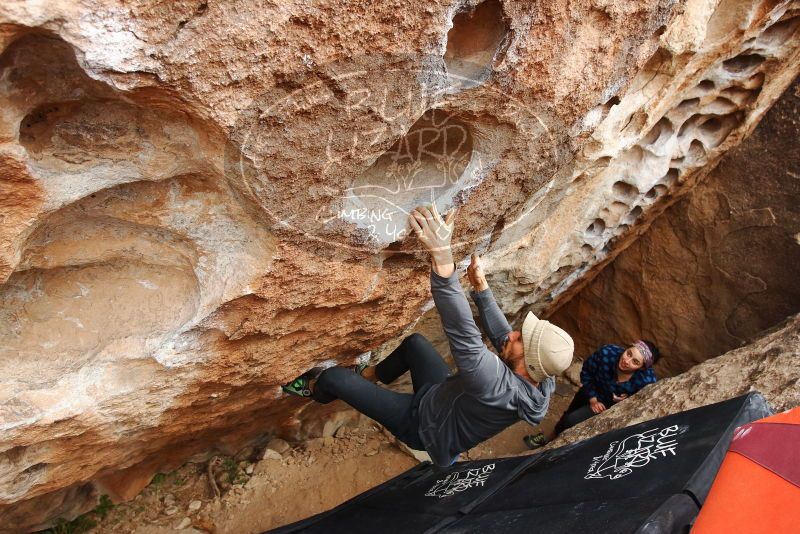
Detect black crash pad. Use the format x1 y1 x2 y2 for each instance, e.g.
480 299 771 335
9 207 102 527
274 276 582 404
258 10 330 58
267 392 771 534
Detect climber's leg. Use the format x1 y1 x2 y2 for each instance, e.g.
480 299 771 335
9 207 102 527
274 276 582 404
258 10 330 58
373 333 450 392
553 392 596 435
311 366 423 449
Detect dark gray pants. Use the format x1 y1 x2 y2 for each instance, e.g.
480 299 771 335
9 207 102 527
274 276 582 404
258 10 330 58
313 333 450 450
554 390 596 435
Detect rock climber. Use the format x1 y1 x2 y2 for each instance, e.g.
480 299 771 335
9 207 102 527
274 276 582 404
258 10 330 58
523 340 659 449
281 204 575 467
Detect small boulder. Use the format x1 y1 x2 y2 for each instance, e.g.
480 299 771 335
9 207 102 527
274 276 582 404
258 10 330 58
266 438 291 454
261 449 283 461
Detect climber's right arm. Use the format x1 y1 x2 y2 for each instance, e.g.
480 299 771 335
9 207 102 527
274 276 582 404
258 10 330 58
410 205 498 395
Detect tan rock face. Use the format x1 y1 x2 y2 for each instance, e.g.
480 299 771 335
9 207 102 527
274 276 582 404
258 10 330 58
543 314 800 450
0 0 798 530
486 1 800 318
548 78 800 376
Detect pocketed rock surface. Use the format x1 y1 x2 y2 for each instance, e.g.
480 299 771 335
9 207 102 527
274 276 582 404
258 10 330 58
1 0 799 530
549 77 800 377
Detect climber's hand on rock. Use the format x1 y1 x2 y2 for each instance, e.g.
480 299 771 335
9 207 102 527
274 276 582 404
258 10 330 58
410 204 456 277
467 254 489 292
590 398 606 414
410 204 455 253
612 393 628 403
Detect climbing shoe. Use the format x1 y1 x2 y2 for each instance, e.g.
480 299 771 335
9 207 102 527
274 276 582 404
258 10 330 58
353 362 369 376
281 367 324 398
523 432 548 450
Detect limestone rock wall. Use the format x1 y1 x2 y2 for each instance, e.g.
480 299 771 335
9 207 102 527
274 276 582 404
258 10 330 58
549 78 800 376
0 0 798 530
485 1 800 318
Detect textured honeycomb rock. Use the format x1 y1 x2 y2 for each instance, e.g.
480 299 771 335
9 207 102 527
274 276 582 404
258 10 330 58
549 78 800 376
485 1 800 317
0 0 798 530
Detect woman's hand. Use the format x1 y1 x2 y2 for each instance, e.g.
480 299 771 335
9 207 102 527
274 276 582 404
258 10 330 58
612 393 629 403
410 204 456 277
589 397 606 414
467 254 489 292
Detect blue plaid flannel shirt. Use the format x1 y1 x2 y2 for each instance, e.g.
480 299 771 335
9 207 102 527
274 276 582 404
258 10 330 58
580 344 657 406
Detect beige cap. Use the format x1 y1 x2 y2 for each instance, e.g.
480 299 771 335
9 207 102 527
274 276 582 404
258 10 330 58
521 311 574 382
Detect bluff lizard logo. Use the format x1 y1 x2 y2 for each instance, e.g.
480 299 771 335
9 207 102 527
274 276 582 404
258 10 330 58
585 425 684 480
425 463 496 498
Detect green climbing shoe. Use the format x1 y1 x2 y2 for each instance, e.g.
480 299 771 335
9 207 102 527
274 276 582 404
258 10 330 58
281 367 323 398
523 432 548 450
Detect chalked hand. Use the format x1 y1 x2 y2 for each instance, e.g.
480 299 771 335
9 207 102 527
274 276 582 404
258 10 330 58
410 204 456 276
467 254 489 292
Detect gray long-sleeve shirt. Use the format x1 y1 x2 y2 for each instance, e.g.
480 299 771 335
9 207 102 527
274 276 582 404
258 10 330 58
416 269 555 466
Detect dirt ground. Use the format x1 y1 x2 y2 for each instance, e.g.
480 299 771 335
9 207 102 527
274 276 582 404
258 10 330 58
91 384 575 534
